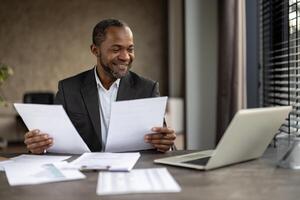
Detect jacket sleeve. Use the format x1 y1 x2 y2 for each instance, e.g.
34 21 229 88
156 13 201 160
54 81 67 111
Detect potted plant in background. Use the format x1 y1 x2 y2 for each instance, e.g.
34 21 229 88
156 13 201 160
0 62 13 106
0 62 13 149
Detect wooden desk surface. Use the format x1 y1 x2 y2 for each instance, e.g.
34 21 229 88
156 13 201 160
1 148 300 200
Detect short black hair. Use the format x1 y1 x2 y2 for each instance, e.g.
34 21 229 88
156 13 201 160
92 19 128 46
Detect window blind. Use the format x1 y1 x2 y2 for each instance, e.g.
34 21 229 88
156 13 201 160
261 0 300 135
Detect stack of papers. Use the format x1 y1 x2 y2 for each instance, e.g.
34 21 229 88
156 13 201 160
0 154 70 171
97 168 181 195
0 153 141 186
10 154 71 163
4 162 85 186
1 154 182 195
0 155 85 186
0 160 12 171
70 152 140 171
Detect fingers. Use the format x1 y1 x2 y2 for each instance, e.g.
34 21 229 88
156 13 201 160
25 129 40 139
153 144 172 152
151 127 174 134
147 139 174 145
145 127 176 141
24 130 53 154
145 133 176 140
30 143 52 154
145 127 176 152
26 138 53 150
25 132 50 144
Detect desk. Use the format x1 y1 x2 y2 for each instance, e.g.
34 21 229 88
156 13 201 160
1 148 300 200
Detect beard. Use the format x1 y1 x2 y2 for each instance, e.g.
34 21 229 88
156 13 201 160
100 54 132 79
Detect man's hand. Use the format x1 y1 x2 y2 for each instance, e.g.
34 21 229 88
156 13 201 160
144 127 176 152
24 129 53 154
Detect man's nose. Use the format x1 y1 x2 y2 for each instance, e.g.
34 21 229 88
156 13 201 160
118 50 130 61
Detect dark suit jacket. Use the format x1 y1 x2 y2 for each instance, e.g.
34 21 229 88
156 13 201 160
54 68 160 151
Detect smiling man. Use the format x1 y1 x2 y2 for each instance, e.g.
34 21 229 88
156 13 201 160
24 19 176 154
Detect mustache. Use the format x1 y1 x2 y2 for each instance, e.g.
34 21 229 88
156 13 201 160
113 57 133 65
113 62 131 65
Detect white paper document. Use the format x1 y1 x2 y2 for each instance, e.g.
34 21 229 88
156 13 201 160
70 152 140 171
0 154 70 171
0 160 12 172
14 103 91 154
4 162 85 186
105 97 168 152
10 154 71 163
96 168 181 195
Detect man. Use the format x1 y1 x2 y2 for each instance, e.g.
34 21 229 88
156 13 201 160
24 19 176 154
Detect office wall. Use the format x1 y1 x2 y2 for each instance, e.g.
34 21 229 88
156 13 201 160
168 0 184 98
246 0 259 108
185 0 218 150
0 0 168 102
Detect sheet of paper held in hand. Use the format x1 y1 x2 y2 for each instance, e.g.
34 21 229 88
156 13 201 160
14 103 91 154
105 97 168 152
97 168 181 195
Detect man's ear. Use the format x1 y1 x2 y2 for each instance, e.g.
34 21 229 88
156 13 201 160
90 44 100 57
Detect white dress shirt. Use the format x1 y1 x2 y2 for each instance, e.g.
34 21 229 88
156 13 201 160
94 67 120 151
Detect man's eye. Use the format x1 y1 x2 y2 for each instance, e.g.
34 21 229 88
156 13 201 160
111 48 120 52
128 48 134 53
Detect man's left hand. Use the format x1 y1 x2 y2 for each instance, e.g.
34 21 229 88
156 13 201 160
144 127 176 152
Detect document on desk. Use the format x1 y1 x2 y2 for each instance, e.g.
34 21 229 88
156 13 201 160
14 103 91 154
4 162 85 186
0 156 10 171
96 168 181 195
0 154 71 172
0 160 12 172
10 154 71 163
70 152 140 171
105 97 168 152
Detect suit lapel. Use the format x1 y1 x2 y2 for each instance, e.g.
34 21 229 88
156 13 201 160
80 70 102 149
117 72 136 101
79 71 136 150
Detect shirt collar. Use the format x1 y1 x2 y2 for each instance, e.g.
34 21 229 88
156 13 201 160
94 66 120 90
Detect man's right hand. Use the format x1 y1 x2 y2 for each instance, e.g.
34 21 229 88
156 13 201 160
24 129 53 154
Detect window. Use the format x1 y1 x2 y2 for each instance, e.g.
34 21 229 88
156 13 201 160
260 0 300 135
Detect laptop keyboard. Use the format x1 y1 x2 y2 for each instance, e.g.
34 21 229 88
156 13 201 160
182 156 211 165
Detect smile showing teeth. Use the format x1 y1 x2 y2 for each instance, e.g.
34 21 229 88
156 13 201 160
117 64 128 69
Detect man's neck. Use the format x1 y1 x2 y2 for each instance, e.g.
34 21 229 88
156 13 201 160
96 65 116 90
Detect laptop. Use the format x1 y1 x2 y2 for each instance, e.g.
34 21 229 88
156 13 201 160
154 106 292 170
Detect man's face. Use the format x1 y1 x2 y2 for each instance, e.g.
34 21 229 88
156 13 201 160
96 26 135 79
